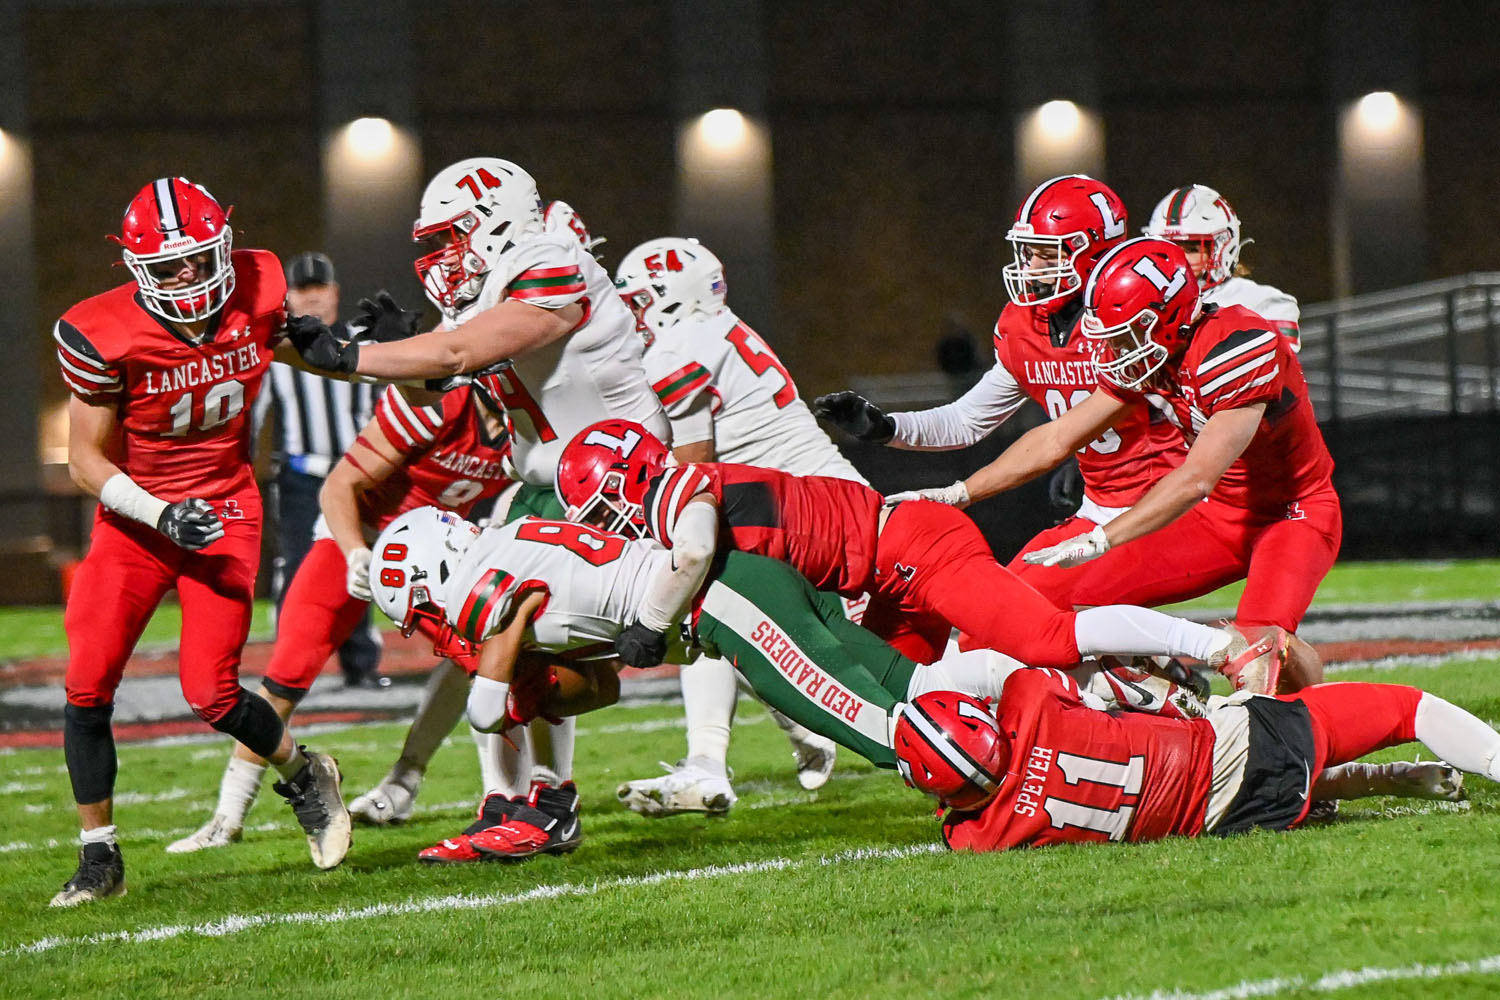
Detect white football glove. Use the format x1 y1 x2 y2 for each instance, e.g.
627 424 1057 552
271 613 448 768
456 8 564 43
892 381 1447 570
1022 524 1111 568
885 479 970 507
346 546 374 601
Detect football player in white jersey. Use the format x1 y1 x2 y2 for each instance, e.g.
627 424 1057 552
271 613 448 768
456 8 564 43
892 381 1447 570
1144 185 1302 351
294 158 669 856
611 237 865 816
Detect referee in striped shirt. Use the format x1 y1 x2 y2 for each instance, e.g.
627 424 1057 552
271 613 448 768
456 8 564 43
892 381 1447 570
256 252 386 688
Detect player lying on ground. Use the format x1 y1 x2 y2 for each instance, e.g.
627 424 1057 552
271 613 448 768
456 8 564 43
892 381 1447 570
365 508 1440 858
555 419 1285 693
50 177 358 906
898 672 1485 851
167 380 512 853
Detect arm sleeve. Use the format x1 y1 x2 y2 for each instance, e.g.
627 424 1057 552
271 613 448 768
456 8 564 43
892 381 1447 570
372 385 445 455
53 319 123 399
888 361 1027 450
503 238 587 309
634 499 719 633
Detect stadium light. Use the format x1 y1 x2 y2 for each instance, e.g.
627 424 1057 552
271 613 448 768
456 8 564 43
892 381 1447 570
1016 100 1105 192
1354 91 1402 136
339 116 398 164
698 108 748 152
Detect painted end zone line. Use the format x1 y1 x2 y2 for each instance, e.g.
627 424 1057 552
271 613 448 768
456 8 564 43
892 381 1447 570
1104 953 1500 1000
5 842 945 957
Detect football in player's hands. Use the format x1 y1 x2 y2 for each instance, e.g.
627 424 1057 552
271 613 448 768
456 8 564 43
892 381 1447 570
812 391 895 443
614 621 669 669
157 498 225 551
351 290 422 344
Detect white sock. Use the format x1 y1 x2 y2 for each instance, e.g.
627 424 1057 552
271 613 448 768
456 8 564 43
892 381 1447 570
215 756 268 825
473 728 529 798
529 716 575 788
272 744 307 780
80 824 117 847
1414 693 1500 781
1075 606 1224 660
909 647 1026 701
681 656 735 772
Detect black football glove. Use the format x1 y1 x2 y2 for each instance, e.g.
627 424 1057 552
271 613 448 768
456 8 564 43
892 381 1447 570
812 391 896 444
284 313 329 354
290 324 360 374
614 621 669 669
350 290 422 344
1046 457 1084 524
157 498 225 551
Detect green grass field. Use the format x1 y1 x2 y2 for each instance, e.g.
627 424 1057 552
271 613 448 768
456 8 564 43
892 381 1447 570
4 558 1500 999
1 658 1497 999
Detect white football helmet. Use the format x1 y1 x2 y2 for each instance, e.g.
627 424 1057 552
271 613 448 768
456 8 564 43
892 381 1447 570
613 237 727 343
544 199 605 254
412 158 544 312
369 506 482 639
1143 185 1243 289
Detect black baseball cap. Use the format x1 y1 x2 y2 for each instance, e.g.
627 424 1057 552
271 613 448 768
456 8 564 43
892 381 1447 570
286 252 336 288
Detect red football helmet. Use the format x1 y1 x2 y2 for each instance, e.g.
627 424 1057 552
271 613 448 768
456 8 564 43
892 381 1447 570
1003 174 1128 306
893 691 1008 811
112 177 235 322
1081 237 1202 391
555 419 669 538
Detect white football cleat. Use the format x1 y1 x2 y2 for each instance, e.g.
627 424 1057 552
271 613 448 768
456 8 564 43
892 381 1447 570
272 749 352 870
348 781 417 826
1210 623 1288 695
165 813 243 853
792 733 837 790
617 761 737 817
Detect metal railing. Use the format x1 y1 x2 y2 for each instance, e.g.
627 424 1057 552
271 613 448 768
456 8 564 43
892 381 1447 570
1299 273 1500 422
849 273 1500 420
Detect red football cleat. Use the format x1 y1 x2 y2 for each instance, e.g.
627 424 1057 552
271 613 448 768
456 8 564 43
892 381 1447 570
470 781 582 861
416 792 518 865
1213 623 1289 695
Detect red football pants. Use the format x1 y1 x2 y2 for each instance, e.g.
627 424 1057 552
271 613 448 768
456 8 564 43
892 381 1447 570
263 538 371 694
1035 492 1342 631
1006 513 1105 605
862 500 1079 667
1280 682 1422 775
65 489 261 724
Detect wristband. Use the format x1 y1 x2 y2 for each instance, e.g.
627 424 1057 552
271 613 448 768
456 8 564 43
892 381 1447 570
99 472 170 528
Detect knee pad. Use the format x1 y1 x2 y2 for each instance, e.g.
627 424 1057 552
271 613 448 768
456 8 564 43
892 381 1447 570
210 688 285 760
63 702 117 805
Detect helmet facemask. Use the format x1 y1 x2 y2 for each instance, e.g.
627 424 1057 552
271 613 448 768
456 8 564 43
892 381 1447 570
1003 227 1091 306
123 227 235 323
414 210 496 312
1082 308 1172 391
565 466 648 539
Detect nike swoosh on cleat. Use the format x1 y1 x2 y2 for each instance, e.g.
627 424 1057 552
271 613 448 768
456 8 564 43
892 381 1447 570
560 821 579 840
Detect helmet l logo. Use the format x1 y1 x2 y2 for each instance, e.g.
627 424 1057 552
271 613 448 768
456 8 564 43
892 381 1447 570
1089 193 1126 239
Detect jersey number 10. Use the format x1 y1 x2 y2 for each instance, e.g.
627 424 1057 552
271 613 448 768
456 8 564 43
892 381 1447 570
165 380 245 437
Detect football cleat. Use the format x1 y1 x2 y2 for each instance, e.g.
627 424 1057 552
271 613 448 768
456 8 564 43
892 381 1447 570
470 780 583 859
792 734 837 791
271 748 352 870
1140 655 1212 703
50 842 126 907
1092 660 1207 720
165 813 243 854
349 781 417 826
1210 623 1288 695
416 792 518 864
617 761 737 817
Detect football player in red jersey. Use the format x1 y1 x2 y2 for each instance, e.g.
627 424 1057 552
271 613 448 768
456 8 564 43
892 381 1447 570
920 237 1339 689
815 175 1188 603
49 178 352 906
167 379 515 856
903 674 1491 852
554 421 1284 692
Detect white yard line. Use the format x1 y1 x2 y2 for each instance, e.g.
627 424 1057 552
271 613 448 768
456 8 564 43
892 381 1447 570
1104 953 1500 1000
3 842 946 957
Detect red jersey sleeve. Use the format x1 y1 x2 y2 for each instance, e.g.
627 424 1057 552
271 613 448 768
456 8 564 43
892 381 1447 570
373 386 446 454
1191 326 1282 414
53 319 123 399
642 463 718 547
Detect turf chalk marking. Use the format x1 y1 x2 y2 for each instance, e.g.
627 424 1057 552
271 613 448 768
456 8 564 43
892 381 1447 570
1104 952 1500 1000
3 842 945 956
